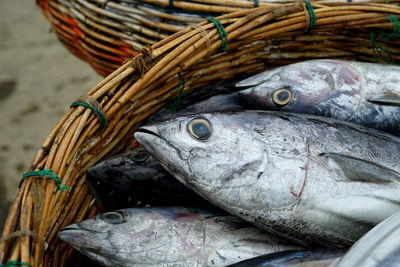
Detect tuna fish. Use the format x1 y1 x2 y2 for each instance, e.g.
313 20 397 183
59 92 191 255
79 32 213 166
336 210 400 267
228 249 345 267
134 110 400 248
147 92 245 123
237 60 400 135
59 207 301 266
86 147 214 211
87 92 246 210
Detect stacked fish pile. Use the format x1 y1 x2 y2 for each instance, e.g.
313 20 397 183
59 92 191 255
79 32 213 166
59 59 400 266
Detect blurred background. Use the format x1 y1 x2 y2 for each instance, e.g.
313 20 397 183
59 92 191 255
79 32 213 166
0 0 101 232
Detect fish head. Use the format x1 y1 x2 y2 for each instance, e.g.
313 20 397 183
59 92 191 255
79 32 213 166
59 207 209 266
134 112 270 207
237 61 340 113
59 210 131 266
86 148 167 209
87 147 163 183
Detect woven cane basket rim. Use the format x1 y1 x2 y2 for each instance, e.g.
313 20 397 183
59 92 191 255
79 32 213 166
37 0 400 76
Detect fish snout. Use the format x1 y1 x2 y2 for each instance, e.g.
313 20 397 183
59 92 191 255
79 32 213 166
58 224 88 248
136 125 159 136
60 224 81 232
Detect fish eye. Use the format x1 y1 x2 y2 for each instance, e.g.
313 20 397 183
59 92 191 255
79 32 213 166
187 117 212 140
102 211 126 224
272 87 293 106
130 151 149 163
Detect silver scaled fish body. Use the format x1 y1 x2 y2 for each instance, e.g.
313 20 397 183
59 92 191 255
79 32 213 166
336 210 400 267
134 111 400 248
59 207 301 267
237 59 400 135
228 249 345 267
147 92 245 123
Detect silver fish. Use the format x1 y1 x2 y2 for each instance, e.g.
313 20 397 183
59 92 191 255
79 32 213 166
228 249 345 267
134 111 400 248
87 92 245 211
59 207 301 267
87 147 215 211
147 92 245 123
336 210 400 267
237 60 400 135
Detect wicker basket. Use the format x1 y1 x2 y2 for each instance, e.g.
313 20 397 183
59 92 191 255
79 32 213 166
37 0 400 76
2 2 400 266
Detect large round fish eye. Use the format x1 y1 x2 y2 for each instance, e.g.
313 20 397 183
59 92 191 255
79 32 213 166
187 117 212 140
102 211 126 224
130 151 149 163
272 87 293 106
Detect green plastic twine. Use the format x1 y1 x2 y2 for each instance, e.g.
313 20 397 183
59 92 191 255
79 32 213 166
170 73 185 112
70 101 107 130
304 0 316 34
20 169 68 191
207 17 228 51
379 15 400 41
370 15 400 64
371 32 395 64
0 261 31 267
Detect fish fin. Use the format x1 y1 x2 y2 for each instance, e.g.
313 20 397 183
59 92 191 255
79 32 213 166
336 209 400 267
320 152 400 183
367 94 400 106
299 189 400 244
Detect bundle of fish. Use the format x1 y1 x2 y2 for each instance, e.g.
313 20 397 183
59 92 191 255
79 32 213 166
59 60 400 267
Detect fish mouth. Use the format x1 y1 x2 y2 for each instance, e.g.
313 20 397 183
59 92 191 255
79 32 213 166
59 224 110 249
59 224 117 265
135 125 161 139
134 125 190 186
58 225 99 249
237 88 252 97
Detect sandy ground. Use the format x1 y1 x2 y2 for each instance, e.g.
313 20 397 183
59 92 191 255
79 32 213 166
0 1 102 231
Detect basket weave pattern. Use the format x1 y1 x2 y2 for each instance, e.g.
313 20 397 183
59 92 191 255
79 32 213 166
37 0 400 76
